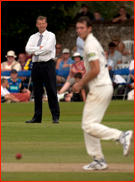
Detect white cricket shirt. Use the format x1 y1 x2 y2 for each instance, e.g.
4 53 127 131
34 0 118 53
83 33 112 90
26 30 56 62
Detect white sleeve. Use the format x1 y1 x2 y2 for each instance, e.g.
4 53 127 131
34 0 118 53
35 33 56 56
1 86 10 97
85 43 100 62
25 35 39 55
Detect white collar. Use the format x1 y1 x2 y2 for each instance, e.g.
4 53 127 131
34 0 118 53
38 30 47 36
85 33 94 44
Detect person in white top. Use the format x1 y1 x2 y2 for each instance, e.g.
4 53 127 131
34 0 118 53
1 50 22 79
1 78 19 103
25 16 60 124
72 16 133 171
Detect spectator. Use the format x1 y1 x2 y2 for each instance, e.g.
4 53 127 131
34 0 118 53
76 37 84 57
104 50 114 70
127 74 134 100
24 58 33 71
57 48 75 84
18 53 27 70
25 49 32 61
108 42 122 68
1 78 19 103
54 44 63 69
71 46 77 57
74 4 94 22
58 52 86 94
1 50 22 78
112 35 132 63
7 69 31 102
93 11 105 20
55 43 62 60
112 6 130 23
65 73 88 102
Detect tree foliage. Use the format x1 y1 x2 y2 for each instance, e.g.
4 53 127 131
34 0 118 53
1 1 134 60
1 1 76 58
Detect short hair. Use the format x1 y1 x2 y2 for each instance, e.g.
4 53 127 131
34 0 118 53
81 3 88 8
36 16 47 23
119 6 126 10
74 72 82 79
112 35 120 43
77 16 92 28
94 11 100 14
104 50 109 54
1 78 7 84
109 42 116 48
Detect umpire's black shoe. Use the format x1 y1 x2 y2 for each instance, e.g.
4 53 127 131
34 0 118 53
25 118 41 123
53 119 59 124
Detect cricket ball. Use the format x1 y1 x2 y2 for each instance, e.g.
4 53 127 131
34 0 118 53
16 153 22 159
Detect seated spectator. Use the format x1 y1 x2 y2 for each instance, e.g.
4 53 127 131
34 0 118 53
104 50 114 70
112 6 130 23
58 52 86 94
1 78 19 103
104 50 114 80
71 46 77 57
55 43 62 60
1 50 22 79
54 44 63 69
25 49 32 61
108 42 122 68
93 11 105 20
76 37 84 57
127 74 134 100
24 58 33 71
7 69 31 102
74 4 94 22
65 73 88 102
112 35 132 63
18 53 27 70
57 48 75 84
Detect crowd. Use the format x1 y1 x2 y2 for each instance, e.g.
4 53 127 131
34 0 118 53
1 4 134 103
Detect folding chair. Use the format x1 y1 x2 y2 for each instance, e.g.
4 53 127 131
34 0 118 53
115 63 129 70
123 40 134 61
113 68 130 100
1 71 11 77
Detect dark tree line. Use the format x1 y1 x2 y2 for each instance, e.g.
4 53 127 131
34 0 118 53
1 1 76 61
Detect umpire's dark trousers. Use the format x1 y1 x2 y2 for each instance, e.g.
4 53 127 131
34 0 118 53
31 59 60 122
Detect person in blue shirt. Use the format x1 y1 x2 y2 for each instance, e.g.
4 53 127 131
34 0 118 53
93 11 105 21
7 69 31 102
57 48 75 84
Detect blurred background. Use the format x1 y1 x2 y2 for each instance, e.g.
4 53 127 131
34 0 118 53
1 1 134 62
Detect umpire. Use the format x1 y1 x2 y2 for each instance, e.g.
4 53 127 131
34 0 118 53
25 16 60 124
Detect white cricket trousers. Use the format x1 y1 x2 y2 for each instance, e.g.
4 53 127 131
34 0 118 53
82 85 122 160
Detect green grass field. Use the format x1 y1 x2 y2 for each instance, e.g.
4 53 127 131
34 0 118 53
1 101 134 181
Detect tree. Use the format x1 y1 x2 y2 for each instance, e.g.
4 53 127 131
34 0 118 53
1 1 76 60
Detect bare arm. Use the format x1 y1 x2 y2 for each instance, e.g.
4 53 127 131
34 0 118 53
112 16 122 23
117 61 122 64
81 89 86 102
72 60 100 92
5 94 19 102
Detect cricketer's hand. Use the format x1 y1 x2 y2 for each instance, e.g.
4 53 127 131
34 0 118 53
72 82 82 93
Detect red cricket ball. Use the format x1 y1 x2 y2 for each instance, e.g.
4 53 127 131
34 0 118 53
16 153 22 159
